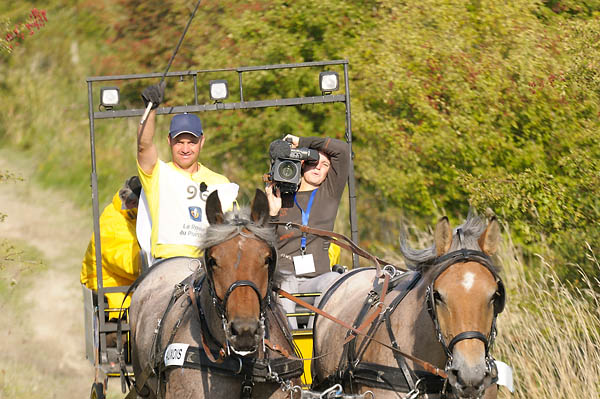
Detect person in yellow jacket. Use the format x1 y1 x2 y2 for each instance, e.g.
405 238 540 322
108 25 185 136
81 176 142 319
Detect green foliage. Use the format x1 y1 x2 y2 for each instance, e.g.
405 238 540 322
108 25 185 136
0 0 598 284
348 0 600 278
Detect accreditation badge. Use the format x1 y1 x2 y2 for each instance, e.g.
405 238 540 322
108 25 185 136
293 254 316 275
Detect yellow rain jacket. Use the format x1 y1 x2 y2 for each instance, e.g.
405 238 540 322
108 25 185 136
81 192 141 318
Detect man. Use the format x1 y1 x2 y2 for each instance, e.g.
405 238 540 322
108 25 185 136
266 134 350 328
81 176 142 319
137 83 238 260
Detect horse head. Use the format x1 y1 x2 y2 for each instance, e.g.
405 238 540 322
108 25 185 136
424 215 505 398
202 188 277 355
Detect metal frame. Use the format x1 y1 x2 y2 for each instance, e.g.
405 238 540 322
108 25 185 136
85 59 359 375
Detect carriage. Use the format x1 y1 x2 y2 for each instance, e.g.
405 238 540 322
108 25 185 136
83 60 360 398
84 58 513 399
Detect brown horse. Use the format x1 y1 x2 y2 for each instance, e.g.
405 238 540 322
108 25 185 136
129 189 302 398
312 213 505 399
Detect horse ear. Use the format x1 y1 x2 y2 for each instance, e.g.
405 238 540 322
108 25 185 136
434 216 452 256
250 189 269 226
479 216 500 256
206 190 224 225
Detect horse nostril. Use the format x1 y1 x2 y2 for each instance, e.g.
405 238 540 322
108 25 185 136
230 320 258 337
230 322 240 336
448 367 461 384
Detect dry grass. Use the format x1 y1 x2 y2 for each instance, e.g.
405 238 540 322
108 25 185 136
495 232 600 398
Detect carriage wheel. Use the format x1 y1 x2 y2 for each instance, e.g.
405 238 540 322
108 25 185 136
90 382 105 399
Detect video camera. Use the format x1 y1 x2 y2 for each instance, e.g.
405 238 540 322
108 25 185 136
266 139 319 208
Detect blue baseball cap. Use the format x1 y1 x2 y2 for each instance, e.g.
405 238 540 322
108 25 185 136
168 113 203 139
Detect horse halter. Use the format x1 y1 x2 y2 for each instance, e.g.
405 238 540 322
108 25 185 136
203 218 278 355
425 230 506 375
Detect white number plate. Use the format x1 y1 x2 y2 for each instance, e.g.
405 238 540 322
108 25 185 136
164 343 190 367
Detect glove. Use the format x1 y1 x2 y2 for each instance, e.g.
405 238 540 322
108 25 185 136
141 81 165 109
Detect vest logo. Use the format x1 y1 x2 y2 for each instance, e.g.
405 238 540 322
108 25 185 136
188 206 202 222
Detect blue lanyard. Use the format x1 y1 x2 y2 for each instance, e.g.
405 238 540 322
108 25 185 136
294 188 318 254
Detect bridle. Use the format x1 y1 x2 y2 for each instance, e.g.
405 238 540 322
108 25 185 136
203 217 278 356
425 232 506 378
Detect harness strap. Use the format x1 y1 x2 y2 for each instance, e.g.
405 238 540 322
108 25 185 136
339 273 390 376
123 364 155 399
188 285 225 363
271 221 403 276
153 279 194 396
168 346 304 382
348 273 390 358
343 271 422 392
264 338 291 358
116 257 190 392
278 288 448 379
351 363 445 394
383 283 423 392
267 298 299 354
448 331 489 353
384 315 416 390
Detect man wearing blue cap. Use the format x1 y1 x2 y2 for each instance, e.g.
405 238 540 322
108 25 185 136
136 83 238 260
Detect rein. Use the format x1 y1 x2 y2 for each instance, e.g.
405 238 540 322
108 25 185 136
277 223 506 396
270 221 405 276
278 286 448 380
271 222 447 378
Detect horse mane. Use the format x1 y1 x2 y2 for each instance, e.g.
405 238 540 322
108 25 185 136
200 206 278 250
400 211 490 273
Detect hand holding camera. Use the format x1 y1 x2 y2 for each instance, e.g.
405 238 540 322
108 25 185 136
266 136 318 208
283 134 299 148
265 182 282 216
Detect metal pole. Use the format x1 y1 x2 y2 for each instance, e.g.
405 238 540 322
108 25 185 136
238 72 244 102
343 63 360 269
87 80 106 350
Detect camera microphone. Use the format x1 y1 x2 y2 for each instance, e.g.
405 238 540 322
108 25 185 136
269 139 291 160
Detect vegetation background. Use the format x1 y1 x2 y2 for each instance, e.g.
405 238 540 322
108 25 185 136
0 0 599 398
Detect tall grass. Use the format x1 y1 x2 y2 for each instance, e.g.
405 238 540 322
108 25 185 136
496 230 600 398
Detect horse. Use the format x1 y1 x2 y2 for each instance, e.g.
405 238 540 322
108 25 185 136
312 213 505 399
128 189 303 399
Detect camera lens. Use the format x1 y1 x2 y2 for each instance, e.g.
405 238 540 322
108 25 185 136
278 161 297 180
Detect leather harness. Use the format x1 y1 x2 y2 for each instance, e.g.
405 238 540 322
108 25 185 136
126 271 303 399
309 246 505 397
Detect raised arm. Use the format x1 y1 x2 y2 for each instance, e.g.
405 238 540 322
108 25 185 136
298 136 350 196
137 110 158 174
137 83 164 174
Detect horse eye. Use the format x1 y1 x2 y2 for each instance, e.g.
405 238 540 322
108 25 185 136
265 257 272 267
433 290 444 304
206 257 217 268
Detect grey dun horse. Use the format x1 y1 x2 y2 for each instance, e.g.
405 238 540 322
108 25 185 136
312 214 505 399
129 190 302 398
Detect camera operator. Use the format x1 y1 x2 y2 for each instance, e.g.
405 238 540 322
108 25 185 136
265 134 350 329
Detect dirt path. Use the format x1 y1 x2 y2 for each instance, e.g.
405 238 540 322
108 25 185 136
0 149 119 398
